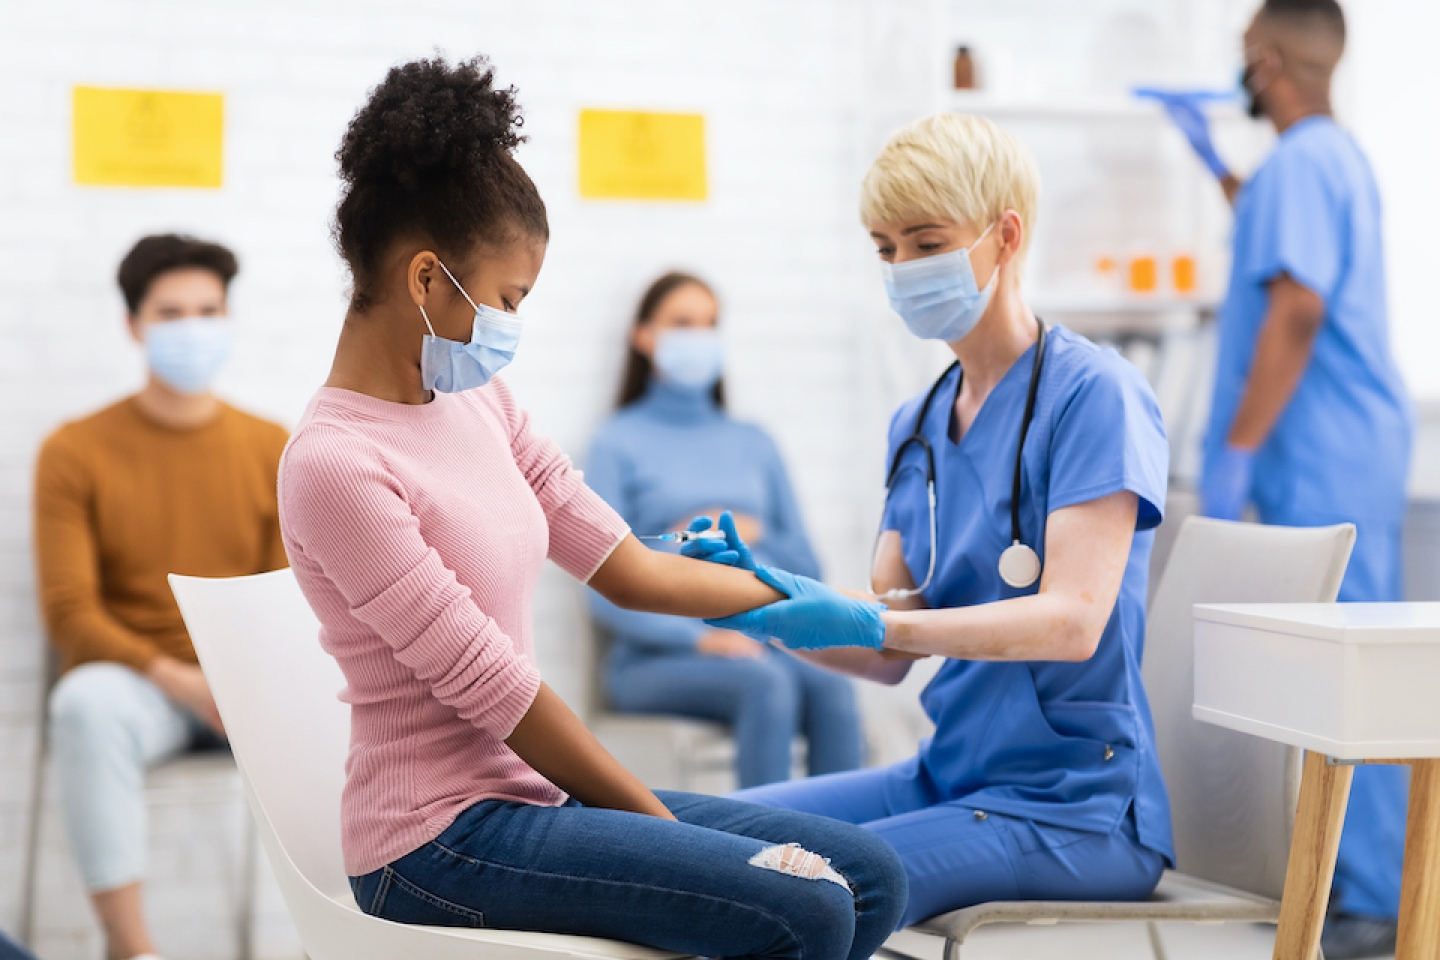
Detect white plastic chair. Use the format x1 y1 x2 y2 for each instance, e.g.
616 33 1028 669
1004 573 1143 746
585 625 741 792
169 568 685 960
886 517 1355 960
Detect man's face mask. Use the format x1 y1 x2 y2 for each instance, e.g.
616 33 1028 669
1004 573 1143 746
144 318 232 395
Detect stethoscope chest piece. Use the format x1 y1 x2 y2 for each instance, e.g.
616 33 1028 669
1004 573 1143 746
998 541 1041 589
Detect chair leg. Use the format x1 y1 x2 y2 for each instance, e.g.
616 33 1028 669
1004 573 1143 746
1146 921 1169 960
942 935 961 960
235 805 257 960
19 714 50 946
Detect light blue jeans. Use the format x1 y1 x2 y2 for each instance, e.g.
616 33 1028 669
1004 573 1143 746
49 663 214 891
607 647 863 788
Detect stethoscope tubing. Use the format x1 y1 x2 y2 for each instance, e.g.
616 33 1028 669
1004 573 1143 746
873 318 1048 600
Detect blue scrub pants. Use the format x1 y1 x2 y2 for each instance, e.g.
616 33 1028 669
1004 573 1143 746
736 765 1166 927
607 648 863 789
1262 508 1408 920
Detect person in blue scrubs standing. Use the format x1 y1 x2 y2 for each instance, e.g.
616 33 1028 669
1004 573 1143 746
586 272 863 788
681 112 1174 927
1157 2 1414 955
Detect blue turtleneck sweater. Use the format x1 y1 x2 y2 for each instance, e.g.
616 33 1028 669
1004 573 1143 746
586 380 821 653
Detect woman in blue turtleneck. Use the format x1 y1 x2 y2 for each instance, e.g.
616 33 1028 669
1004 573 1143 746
586 272 863 788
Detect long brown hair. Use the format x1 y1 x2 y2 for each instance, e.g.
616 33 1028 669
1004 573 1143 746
616 271 726 409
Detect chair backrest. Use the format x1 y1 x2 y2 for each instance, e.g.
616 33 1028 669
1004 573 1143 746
169 569 351 899
1143 517 1353 901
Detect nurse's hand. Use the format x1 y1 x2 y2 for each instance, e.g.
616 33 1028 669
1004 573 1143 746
680 511 756 571
1134 88 1231 180
704 566 888 650
1200 443 1256 522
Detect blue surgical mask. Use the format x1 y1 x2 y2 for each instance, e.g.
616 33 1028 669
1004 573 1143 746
420 261 522 393
881 221 998 343
144 317 232 395
654 328 724 390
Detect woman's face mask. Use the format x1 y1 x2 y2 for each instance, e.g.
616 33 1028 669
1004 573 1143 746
419 260 522 394
881 221 998 343
654 328 724 389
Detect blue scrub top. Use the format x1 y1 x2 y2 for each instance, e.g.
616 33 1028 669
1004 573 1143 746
881 325 1174 863
1206 116 1413 524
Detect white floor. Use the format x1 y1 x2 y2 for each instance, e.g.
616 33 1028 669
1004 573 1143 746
884 920 1344 960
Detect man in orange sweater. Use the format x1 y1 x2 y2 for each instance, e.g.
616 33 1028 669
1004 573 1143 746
33 235 289 960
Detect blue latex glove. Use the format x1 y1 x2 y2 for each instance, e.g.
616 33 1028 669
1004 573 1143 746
680 510 756 571
705 565 888 651
1133 87 1233 180
1201 443 1256 521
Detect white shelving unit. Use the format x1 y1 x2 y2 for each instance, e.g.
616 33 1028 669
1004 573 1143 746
950 90 1252 125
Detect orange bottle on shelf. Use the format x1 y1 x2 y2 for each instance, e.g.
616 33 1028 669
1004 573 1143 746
1172 254 1197 294
1128 255 1158 293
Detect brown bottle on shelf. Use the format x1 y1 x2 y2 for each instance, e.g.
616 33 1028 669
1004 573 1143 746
953 46 976 90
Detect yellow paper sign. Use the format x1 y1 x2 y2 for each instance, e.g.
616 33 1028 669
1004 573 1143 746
578 109 706 201
73 86 224 188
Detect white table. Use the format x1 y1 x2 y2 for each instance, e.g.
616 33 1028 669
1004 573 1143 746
1194 603 1440 960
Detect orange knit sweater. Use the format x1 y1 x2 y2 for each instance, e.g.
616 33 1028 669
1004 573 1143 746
34 398 290 674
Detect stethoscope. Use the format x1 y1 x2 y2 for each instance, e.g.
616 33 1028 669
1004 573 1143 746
872 318 1048 600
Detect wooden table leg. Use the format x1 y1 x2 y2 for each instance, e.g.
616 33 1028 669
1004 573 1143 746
1273 751 1354 960
1397 758 1440 960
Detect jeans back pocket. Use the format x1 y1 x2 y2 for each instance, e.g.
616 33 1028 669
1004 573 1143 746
365 866 485 928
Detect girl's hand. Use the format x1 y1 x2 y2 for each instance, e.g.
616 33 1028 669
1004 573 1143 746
696 629 768 659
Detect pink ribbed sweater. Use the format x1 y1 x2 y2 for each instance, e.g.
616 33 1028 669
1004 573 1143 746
277 380 629 876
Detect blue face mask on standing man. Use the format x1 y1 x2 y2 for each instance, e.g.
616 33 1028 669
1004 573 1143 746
881 221 998 343
419 260 523 394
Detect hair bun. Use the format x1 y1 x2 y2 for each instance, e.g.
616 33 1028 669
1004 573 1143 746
337 55 525 192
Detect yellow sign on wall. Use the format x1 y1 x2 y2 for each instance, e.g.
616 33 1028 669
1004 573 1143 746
578 109 706 201
73 86 224 188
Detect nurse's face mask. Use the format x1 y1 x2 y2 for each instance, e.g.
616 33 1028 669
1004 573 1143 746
881 222 999 344
419 260 523 394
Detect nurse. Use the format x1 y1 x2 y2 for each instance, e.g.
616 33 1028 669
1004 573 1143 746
1156 2 1413 954
683 112 1173 926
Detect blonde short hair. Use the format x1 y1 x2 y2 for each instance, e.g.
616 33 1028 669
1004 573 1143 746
860 114 1040 259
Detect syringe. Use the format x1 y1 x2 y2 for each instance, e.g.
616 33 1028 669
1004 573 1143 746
638 530 728 544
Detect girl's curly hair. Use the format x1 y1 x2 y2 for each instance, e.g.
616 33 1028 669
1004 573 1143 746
334 55 548 311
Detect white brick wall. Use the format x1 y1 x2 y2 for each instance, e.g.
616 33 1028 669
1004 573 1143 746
0 0 922 954
0 1 1271 956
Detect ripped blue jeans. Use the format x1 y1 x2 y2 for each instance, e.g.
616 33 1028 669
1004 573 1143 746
349 790 908 960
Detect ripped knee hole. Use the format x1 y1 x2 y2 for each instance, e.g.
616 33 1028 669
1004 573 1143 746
748 843 851 891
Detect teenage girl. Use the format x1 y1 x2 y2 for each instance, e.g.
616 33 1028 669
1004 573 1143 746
276 57 905 959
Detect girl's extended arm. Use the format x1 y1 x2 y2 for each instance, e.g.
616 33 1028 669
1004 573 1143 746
589 534 783 617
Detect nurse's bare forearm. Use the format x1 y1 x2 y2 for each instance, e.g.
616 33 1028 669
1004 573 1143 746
588 535 783 618
880 492 1138 663
1227 275 1325 449
506 683 675 819
882 592 1101 662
